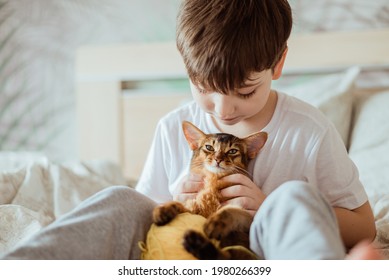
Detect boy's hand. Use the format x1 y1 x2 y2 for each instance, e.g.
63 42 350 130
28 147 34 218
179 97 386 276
173 173 204 203
219 173 266 216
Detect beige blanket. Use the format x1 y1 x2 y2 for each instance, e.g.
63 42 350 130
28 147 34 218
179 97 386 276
0 153 127 255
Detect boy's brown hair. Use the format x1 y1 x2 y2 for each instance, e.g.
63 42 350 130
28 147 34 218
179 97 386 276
176 0 292 94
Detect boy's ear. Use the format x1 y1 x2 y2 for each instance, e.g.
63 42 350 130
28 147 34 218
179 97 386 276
244 132 268 159
182 121 206 150
272 47 288 80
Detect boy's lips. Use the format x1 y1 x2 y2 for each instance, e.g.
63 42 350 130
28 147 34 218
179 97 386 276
219 116 240 124
209 112 241 125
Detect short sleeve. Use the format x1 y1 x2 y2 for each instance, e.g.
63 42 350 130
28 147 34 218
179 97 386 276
135 120 173 203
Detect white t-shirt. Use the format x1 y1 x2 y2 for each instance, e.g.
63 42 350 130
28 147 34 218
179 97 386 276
136 92 367 210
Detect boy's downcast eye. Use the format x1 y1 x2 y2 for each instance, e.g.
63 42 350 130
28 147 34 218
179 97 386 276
237 90 256 99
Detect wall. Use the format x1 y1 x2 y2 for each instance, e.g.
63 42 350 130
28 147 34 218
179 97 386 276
0 0 388 162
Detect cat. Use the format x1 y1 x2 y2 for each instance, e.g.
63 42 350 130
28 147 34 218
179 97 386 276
152 121 267 259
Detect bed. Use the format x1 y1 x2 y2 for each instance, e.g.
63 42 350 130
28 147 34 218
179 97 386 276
1 28 389 258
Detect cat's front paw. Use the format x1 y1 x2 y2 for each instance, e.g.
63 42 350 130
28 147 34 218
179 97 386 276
183 230 219 260
204 217 229 240
152 201 187 226
204 210 233 240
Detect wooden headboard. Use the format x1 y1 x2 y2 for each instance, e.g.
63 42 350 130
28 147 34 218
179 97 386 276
76 28 389 180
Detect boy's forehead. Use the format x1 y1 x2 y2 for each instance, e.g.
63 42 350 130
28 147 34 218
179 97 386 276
190 69 270 91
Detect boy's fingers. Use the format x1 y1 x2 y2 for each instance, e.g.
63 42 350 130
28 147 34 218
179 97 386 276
182 180 203 192
188 173 204 182
220 184 246 198
173 193 197 203
220 173 251 185
222 196 256 211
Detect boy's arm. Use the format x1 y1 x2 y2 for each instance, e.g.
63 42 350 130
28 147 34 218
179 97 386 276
135 121 172 202
334 201 376 249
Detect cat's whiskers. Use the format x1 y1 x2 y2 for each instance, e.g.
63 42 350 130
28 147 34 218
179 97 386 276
191 161 203 168
231 165 252 178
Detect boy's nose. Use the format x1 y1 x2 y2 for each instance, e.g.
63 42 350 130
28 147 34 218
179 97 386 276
214 95 234 118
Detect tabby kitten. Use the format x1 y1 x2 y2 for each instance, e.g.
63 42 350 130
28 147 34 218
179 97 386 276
153 121 267 259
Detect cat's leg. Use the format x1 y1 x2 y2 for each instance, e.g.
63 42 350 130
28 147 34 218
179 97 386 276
183 230 258 260
182 230 230 260
152 201 189 226
204 206 253 247
224 247 259 260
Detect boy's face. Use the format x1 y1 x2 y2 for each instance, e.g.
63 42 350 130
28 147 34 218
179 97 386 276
190 69 276 126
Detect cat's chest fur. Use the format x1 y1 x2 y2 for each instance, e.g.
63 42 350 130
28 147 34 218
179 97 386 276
185 172 228 218
181 121 267 218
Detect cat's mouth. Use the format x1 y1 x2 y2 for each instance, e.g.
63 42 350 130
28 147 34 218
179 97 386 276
205 164 228 174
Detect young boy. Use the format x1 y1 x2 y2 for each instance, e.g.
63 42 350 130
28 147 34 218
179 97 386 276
136 0 376 258
2 0 376 260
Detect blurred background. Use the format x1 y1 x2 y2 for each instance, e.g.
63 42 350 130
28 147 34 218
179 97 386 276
0 0 388 162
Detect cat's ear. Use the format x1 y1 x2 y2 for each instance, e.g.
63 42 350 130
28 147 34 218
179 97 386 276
244 132 268 159
182 121 206 150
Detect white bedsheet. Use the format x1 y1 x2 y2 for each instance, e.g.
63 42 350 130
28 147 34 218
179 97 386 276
0 153 127 255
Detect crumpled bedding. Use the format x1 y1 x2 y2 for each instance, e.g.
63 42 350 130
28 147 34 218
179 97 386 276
0 153 128 255
1 153 388 259
371 194 389 259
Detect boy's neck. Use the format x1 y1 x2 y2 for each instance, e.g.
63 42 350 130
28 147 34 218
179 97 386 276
212 90 278 137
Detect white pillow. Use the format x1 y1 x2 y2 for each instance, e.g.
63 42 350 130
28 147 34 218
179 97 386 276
274 67 360 147
349 90 389 199
349 90 389 258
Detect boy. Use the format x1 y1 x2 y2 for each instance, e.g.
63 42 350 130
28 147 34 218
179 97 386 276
136 0 376 258
2 0 376 259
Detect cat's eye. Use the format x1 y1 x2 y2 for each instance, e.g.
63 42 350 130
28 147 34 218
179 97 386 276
205 145 214 151
228 149 238 154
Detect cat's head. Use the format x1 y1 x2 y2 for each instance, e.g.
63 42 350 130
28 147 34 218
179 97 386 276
182 121 267 177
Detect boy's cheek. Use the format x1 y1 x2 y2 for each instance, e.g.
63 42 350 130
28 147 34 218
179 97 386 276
193 96 214 113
